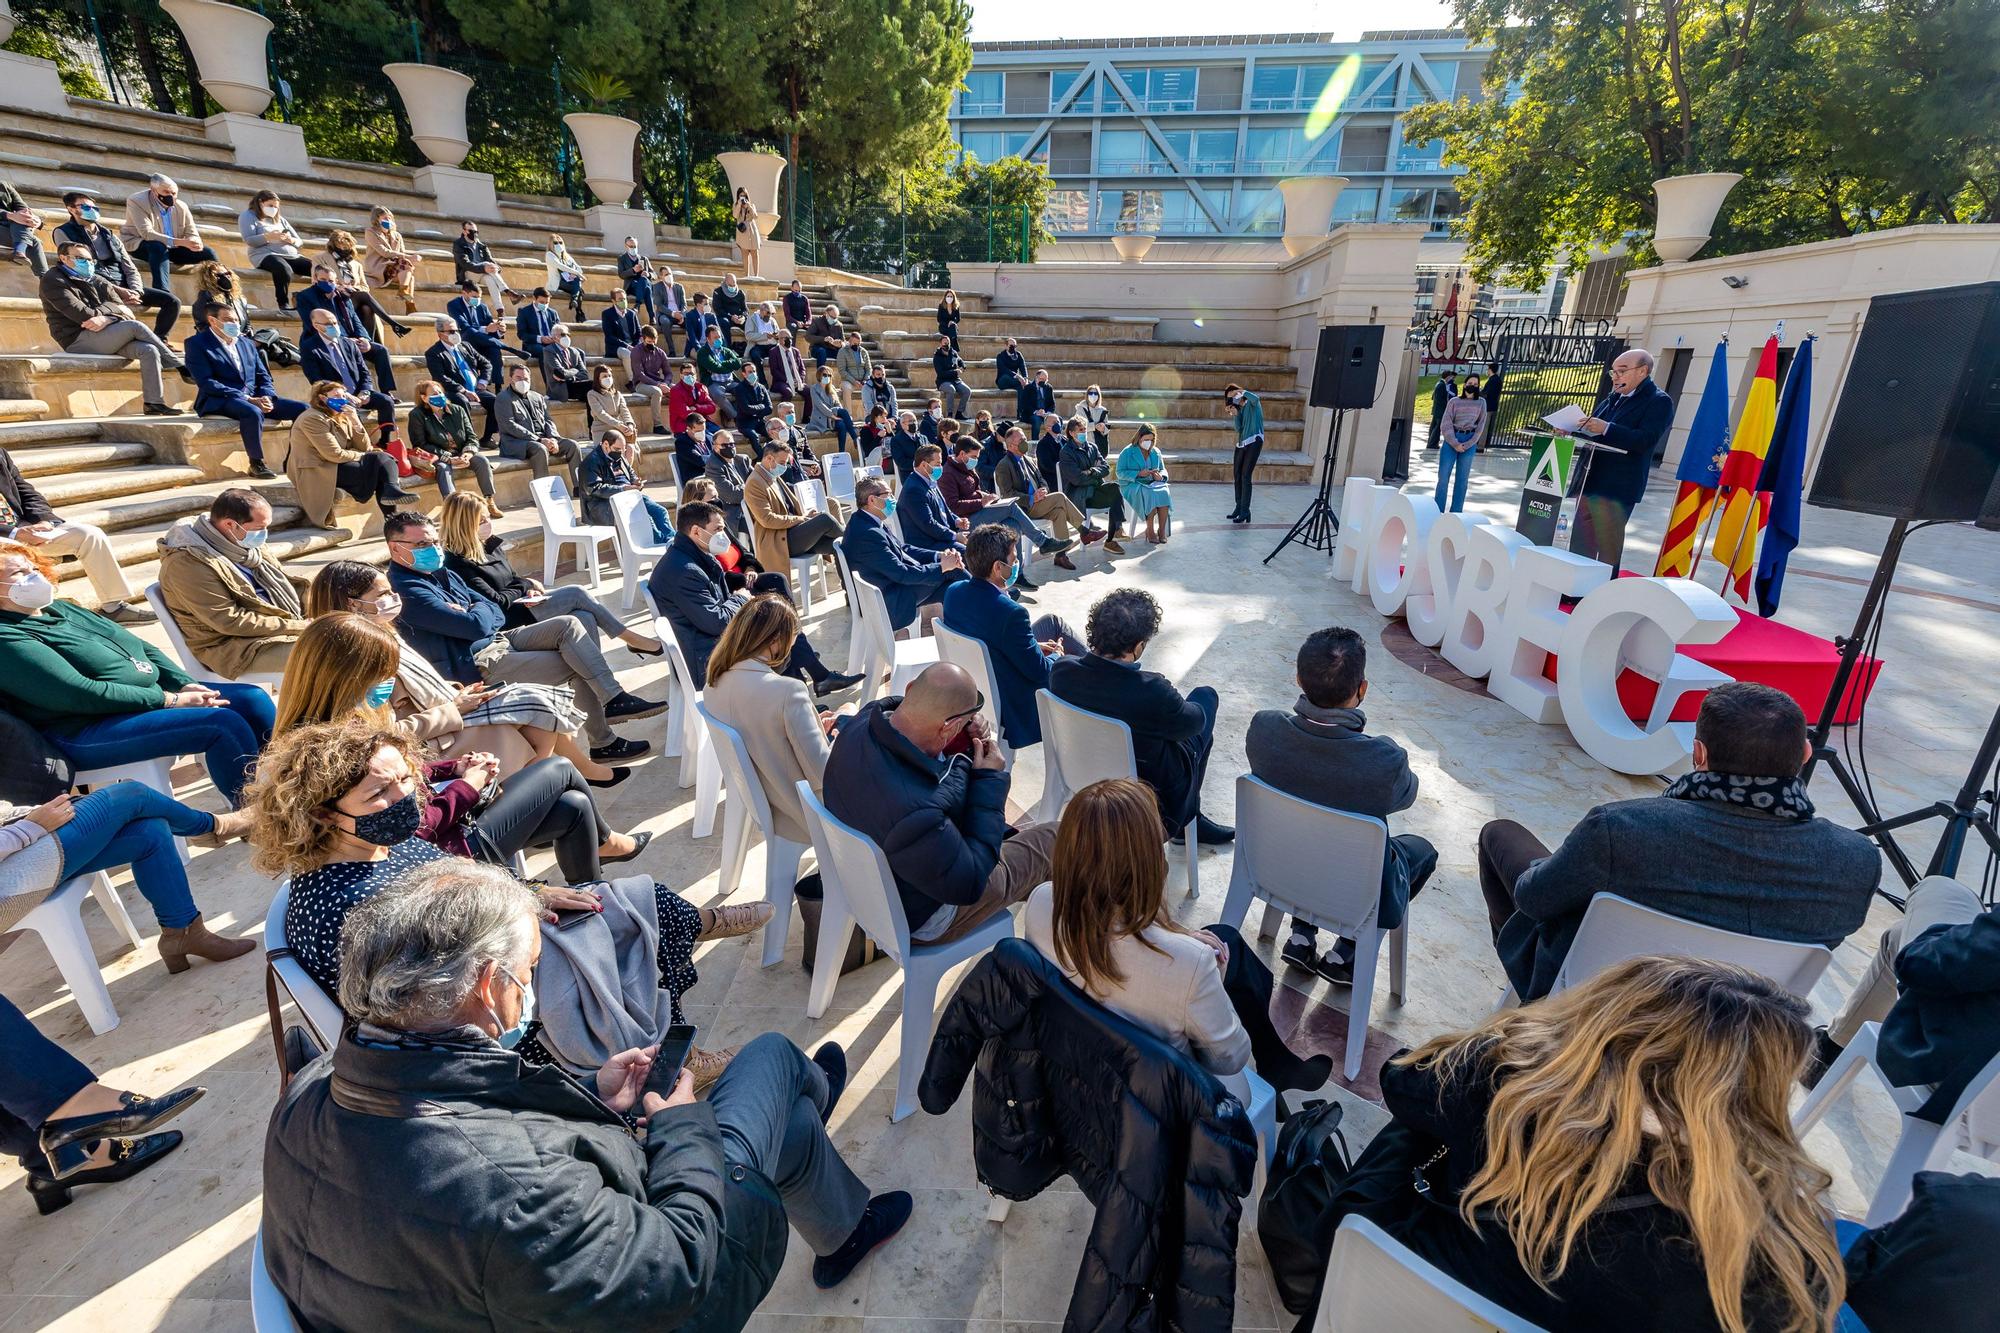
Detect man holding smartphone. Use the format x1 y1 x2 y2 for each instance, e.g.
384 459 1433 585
264 861 915 1329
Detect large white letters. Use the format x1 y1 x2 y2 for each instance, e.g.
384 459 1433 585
1486 547 1612 725
1441 525 1531 678
1366 490 1439 618
1406 511 1490 647
1555 577 1737 775
1332 480 1394 590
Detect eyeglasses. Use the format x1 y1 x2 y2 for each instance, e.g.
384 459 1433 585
944 692 985 723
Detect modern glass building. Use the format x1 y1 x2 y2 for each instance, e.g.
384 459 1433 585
952 30 1491 240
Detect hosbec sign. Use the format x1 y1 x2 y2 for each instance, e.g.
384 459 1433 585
1332 479 1739 777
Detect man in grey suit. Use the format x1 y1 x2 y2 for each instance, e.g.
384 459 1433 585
1477 681 1880 1001
495 364 582 491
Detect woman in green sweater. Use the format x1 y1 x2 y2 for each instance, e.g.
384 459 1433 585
409 378 501 518
0 550 275 807
1225 381 1266 525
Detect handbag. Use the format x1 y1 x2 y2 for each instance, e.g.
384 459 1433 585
1257 1097 1356 1315
253 327 300 368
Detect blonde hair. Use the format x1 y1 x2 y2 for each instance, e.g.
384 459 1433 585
706 594 797 681
245 717 424 879
274 613 401 734
1048 778 1188 990
437 490 488 562
1397 957 1843 1333
681 477 718 504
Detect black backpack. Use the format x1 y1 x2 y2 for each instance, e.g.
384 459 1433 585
254 326 300 368
1256 1097 1354 1319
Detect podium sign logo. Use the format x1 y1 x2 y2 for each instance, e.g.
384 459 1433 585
1516 432 1575 544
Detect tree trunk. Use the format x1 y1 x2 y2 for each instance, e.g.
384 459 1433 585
174 28 208 119
127 11 179 115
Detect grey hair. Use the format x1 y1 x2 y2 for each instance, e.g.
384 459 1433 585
336 859 538 1030
1619 347 1656 372
855 475 890 505
148 173 176 189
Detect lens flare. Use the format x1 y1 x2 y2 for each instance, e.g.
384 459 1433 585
1304 55 1363 140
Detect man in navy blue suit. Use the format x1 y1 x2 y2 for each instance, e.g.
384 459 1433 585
185 304 305 479
294 262 398 393
1564 347 1673 573
302 307 397 446
447 278 524 372
939 524 1084 750
897 442 966 557
600 289 642 386
839 475 966 635
515 287 562 366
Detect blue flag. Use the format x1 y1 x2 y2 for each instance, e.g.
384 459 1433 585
1677 342 1731 487
1754 339 1812 617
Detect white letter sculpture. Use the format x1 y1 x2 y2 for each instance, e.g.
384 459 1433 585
1366 491 1439 618
1441 525 1532 678
1406 511 1489 648
1332 480 1394 590
1487 547 1612 725
1556 577 1737 775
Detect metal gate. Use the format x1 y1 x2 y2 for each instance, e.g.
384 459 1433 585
1487 332 1626 449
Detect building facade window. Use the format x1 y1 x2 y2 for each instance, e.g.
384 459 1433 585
959 71 1002 116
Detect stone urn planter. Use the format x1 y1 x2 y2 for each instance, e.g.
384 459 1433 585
160 0 274 116
563 112 641 205
718 151 786 227
383 63 474 169
1111 233 1155 262
1652 172 1743 262
1279 176 1349 257
0 2 17 45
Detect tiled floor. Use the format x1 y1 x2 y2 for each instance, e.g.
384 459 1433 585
3 454 1998 1331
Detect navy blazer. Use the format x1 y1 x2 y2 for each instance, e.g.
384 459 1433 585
899 471 961 554
1035 431 1064 490
447 295 497 337
1049 652 1208 831
1016 380 1056 425
186 328 273 405
646 534 745 689
601 306 641 359
682 309 717 350
300 331 375 397
425 340 491 395
293 283 367 340
516 303 558 349
940 577 1053 748
841 510 953 633
1574 377 1673 507
888 430 922 480
385 562 507 684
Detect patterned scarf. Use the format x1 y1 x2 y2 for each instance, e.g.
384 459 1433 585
1662 770 1815 821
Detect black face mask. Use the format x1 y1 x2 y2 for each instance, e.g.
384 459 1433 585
349 794 420 847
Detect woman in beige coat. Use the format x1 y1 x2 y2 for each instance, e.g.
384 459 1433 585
286 380 412 527
702 595 832 844
584 363 638 441
363 205 419 312
732 187 762 278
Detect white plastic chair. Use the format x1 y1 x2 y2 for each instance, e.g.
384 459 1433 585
1034 689 1198 899
639 591 721 837
144 582 284 693
1538 892 1834 1001
779 477 831 615
1793 1021 2000 1225
529 475 616 589
633 583 684 763
608 491 669 612
796 779 1016 1121
1315 1216 1547 1332
696 702 807 968
251 1227 304 1332
824 451 856 505
3 871 143 1034
264 880 343 1050
931 618 1014 765
833 544 870 676
74 761 190 865
1218 775 1401 1079
851 573 940 705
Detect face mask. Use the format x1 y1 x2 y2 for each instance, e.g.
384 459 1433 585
360 593 400 620
314 279 334 294
626 242 638 251
558 334 572 347
240 527 268 549
67 258 94 280
724 280 736 290
325 396 349 413
348 792 419 847
378 218 392 230
881 497 897 519
1006 561 1020 587
682 373 696 385
706 529 732 556
491 965 535 1049
410 546 444 573
364 680 395 709
262 203 279 218
443 332 461 346
928 465 943 481
552 240 565 250
511 379 530 393
221 320 242 339
8 572 55 610
78 205 99 222
427 394 449 408
157 193 175 207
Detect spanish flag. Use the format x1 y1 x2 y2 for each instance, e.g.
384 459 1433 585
1652 341 1730 578
1708 336 1779 600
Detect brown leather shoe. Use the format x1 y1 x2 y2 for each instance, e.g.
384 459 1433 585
157 915 255 974
687 1044 736 1093
1054 553 1077 571
697 901 776 942
191 808 255 849
1103 539 1126 555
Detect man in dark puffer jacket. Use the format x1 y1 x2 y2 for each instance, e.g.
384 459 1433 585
921 938 1257 1332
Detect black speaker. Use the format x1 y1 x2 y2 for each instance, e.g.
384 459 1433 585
1809 282 2000 521
1310 324 1384 410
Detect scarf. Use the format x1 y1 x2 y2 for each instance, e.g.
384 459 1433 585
165 516 303 618
1662 770 1815 821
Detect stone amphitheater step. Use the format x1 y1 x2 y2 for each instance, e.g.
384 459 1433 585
1161 448 1313 485
874 331 1288 366
871 359 1297 395
0 398 50 424
824 284 993 315
853 307 1156 344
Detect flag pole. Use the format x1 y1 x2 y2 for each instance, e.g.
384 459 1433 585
1678 332 1728 581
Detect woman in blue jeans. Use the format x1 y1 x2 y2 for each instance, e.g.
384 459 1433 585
1434 376 1488 514
1 784 256 973
0 550 275 808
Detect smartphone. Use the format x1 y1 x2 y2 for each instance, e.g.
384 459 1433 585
646 1022 697 1097
552 907 595 931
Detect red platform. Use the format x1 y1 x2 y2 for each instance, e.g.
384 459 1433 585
1543 595 1883 725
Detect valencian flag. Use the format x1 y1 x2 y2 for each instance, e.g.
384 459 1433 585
1652 340 1731 577
1708 335 1780 600
1753 337 1813 616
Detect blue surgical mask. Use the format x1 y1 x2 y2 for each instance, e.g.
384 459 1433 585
66 258 94 280
378 218 392 229
220 320 242 339
78 205 100 222
882 497 897 518
364 679 395 708
491 964 535 1049
1006 560 1020 587
325 396 349 413
928 465 943 481
427 394 449 408
410 545 444 573
241 527 268 549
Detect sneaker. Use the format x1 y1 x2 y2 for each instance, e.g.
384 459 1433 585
100 600 156 625
811 1041 848 1124
1281 936 1354 987
812 1191 914 1290
1800 1025 1843 1090
1102 539 1125 555
247 462 277 480
696 901 775 943
813 671 864 698
590 737 651 762
604 691 669 721
1012 588 1038 605
1195 814 1235 846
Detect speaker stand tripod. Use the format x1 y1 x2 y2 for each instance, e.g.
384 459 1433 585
1264 406 1347 564
1801 516 2000 902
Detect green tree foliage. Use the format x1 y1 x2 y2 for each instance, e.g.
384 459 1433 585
812 152 1052 285
1404 0 2000 285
